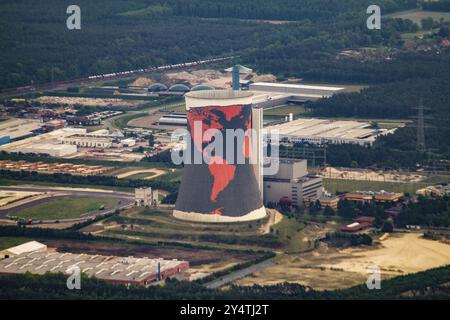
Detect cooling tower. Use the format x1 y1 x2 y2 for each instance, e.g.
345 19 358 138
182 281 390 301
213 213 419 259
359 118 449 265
174 90 266 223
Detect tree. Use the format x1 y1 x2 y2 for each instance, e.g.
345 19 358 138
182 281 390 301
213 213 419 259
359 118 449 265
381 218 394 232
421 17 434 30
324 206 335 216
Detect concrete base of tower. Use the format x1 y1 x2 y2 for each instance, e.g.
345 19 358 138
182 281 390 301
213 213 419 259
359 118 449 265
173 206 267 223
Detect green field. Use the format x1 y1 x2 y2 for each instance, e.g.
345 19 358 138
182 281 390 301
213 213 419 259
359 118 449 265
157 169 183 183
125 172 157 180
323 178 427 194
113 112 148 129
270 216 308 252
15 197 119 220
389 9 450 25
264 105 306 116
0 237 33 250
160 103 186 113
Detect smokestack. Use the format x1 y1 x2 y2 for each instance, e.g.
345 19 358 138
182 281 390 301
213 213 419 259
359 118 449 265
225 65 252 91
156 261 161 281
174 90 266 223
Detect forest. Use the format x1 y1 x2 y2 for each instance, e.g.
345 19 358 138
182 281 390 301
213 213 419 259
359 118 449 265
0 0 417 89
1 0 449 169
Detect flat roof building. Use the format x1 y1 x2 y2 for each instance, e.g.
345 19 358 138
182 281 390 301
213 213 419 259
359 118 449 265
319 196 340 210
0 127 86 156
0 245 189 286
0 241 47 259
266 118 396 146
250 82 344 98
263 158 323 207
0 118 42 142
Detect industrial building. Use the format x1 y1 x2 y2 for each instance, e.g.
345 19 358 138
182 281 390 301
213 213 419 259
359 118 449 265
340 216 375 233
157 113 188 126
249 82 344 109
0 243 189 286
0 127 139 158
250 82 344 97
135 187 159 207
42 119 65 132
266 118 396 146
174 90 266 223
0 127 86 157
263 158 323 207
319 196 340 210
0 241 47 259
61 129 136 149
0 118 43 144
344 191 404 203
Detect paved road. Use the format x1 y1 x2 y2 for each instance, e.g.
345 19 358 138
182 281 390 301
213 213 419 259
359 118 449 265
205 260 274 289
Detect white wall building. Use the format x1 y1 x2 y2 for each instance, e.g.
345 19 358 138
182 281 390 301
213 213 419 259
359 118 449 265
263 158 323 207
135 187 159 207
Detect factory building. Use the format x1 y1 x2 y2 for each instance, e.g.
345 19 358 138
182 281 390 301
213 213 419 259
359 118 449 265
42 120 65 132
248 82 344 109
21 143 77 157
344 191 404 203
157 113 188 126
174 90 266 223
266 118 396 146
0 242 189 286
263 158 323 207
0 127 86 156
0 118 42 144
135 187 159 207
60 129 136 148
250 82 344 97
0 241 47 260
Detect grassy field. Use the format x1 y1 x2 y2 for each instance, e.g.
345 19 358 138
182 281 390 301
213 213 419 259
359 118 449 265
161 103 186 113
264 105 306 116
0 237 33 250
123 172 157 180
87 208 307 251
423 174 450 185
113 112 148 128
15 197 119 220
323 178 427 194
389 9 450 25
270 216 308 252
0 179 134 192
157 169 183 183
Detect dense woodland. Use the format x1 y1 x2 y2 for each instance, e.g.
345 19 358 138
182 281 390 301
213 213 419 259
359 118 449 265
422 0 450 12
0 0 417 89
2 0 450 169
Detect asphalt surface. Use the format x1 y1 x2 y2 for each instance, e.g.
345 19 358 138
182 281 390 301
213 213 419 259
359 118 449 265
205 260 275 289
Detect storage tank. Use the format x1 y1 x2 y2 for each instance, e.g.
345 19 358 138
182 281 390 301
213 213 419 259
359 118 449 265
174 90 266 222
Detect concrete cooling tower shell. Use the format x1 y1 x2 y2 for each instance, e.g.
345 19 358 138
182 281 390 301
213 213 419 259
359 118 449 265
174 90 266 223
